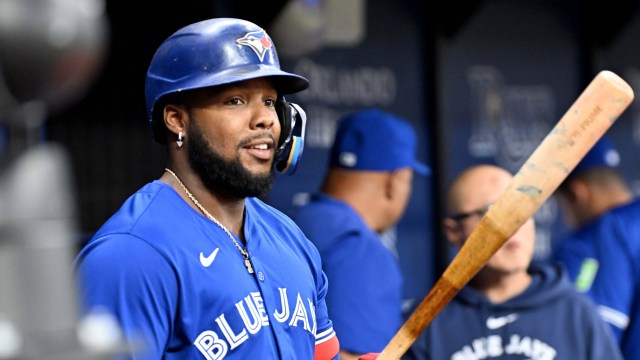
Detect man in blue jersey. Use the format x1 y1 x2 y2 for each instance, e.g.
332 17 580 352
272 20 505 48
553 137 640 359
407 164 621 359
74 18 341 359
293 109 430 359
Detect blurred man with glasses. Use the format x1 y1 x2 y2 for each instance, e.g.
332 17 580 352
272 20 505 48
406 164 621 360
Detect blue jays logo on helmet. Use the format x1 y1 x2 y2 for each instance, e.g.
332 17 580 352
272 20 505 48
236 30 273 62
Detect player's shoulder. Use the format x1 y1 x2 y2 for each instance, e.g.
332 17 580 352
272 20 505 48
294 194 362 229
295 193 347 214
590 198 640 251
246 196 291 220
245 197 306 234
609 198 640 222
95 181 177 235
81 180 190 260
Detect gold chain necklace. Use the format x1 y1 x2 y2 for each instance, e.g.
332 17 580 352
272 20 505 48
164 168 254 274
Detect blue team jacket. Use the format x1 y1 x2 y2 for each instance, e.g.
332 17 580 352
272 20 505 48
406 262 622 360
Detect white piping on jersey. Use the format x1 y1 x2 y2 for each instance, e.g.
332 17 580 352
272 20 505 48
315 327 336 345
598 305 629 330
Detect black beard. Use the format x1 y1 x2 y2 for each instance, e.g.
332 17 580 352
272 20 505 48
187 126 275 199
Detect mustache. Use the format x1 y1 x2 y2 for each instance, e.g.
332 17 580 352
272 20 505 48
238 133 276 148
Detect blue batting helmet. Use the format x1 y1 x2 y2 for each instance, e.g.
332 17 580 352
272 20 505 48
145 17 309 144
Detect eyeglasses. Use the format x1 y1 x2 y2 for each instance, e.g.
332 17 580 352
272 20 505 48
449 204 491 222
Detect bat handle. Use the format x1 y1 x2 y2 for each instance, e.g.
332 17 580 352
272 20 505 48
376 279 459 359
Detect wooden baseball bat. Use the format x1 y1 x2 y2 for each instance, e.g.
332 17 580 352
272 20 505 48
377 70 634 360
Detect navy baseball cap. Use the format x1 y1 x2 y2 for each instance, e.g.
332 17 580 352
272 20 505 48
573 137 621 173
329 108 431 176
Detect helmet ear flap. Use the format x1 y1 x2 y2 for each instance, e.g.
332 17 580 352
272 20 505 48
276 97 292 148
274 98 306 175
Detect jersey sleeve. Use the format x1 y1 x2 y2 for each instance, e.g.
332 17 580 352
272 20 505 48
555 218 636 342
610 212 640 358
312 251 339 350
74 234 179 359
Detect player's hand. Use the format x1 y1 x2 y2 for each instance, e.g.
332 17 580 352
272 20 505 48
358 353 379 360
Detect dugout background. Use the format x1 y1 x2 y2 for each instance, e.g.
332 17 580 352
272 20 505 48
29 0 640 309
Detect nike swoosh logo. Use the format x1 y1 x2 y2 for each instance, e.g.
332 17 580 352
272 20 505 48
486 313 518 330
200 248 220 268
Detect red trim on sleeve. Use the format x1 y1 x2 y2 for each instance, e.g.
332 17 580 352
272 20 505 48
314 334 340 360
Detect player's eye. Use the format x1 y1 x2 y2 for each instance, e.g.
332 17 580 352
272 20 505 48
264 98 276 107
225 97 243 106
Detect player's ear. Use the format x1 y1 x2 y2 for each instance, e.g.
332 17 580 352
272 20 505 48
385 171 397 200
385 169 408 199
566 178 590 206
164 103 187 139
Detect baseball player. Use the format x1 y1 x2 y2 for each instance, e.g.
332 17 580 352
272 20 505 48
553 138 640 359
293 109 430 359
74 18 340 359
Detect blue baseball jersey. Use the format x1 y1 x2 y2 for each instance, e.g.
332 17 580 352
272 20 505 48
74 181 336 359
553 198 640 359
405 262 622 360
293 193 403 354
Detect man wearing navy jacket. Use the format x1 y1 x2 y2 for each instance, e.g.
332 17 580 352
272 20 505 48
407 164 621 360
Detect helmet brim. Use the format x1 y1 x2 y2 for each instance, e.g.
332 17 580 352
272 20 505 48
189 64 309 95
